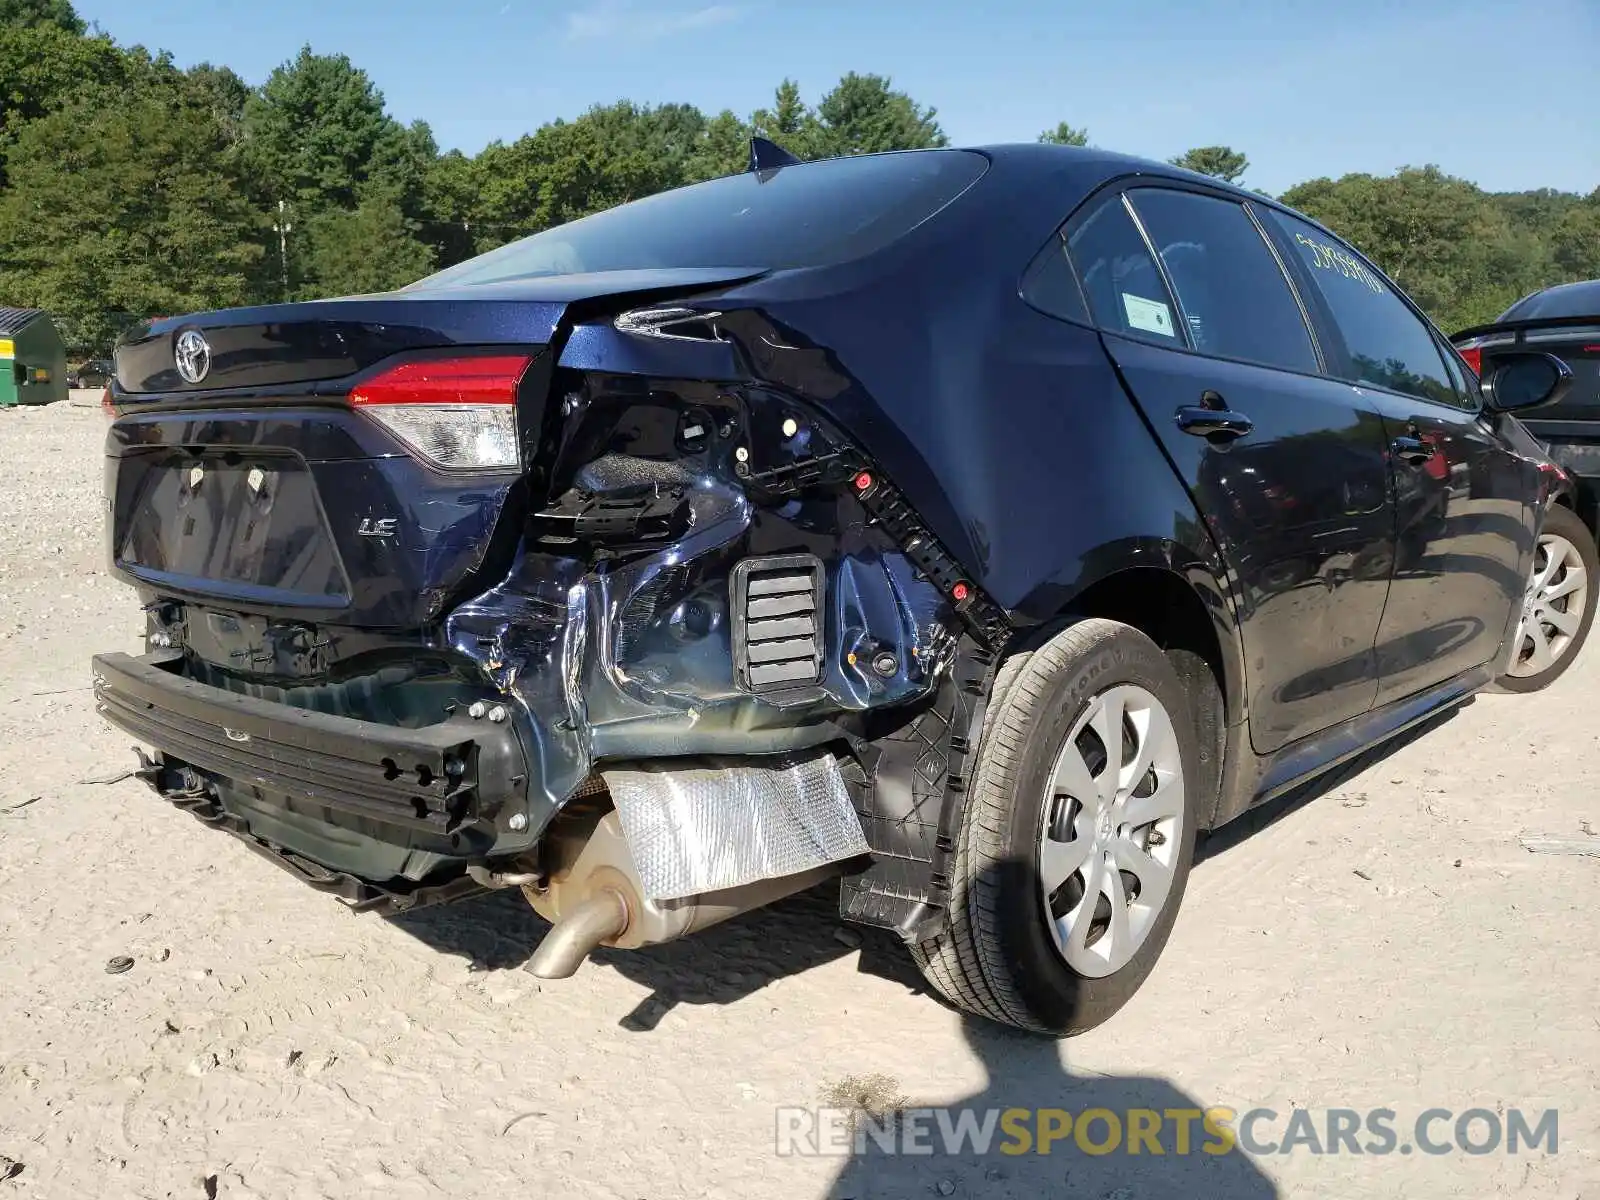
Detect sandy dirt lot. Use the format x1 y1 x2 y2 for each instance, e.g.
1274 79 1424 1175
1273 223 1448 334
2 396 1597 1199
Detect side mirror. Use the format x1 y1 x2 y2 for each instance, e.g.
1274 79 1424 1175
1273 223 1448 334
1482 352 1573 414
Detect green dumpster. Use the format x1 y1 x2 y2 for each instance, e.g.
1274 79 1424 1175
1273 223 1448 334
0 307 69 407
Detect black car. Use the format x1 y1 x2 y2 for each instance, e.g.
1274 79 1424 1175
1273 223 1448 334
1455 282 1600 688
68 358 114 389
94 142 1592 1036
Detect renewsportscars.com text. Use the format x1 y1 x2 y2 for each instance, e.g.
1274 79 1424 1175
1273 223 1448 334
775 1105 1558 1158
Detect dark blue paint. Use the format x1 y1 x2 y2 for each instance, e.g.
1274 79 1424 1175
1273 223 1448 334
99 143 1559 878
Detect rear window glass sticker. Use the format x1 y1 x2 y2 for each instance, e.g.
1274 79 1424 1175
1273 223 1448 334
1123 293 1178 338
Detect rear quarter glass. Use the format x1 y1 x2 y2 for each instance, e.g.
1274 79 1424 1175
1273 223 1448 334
1066 194 1182 343
410 150 990 289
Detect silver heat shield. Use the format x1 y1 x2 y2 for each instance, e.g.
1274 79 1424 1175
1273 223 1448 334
601 752 870 900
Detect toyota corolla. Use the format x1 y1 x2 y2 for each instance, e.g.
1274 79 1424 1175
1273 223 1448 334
94 141 1589 1035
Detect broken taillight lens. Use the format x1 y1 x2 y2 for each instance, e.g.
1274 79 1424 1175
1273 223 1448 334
350 354 533 471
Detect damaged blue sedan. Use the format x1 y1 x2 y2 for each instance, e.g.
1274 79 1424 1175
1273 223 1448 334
95 141 1589 1034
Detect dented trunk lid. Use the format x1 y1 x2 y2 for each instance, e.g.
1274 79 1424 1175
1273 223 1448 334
106 269 761 637
113 268 759 394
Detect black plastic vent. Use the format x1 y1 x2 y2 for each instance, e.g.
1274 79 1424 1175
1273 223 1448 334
731 554 825 693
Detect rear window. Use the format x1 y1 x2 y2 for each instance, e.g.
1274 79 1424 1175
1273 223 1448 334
410 151 989 289
1127 188 1320 374
1500 280 1600 322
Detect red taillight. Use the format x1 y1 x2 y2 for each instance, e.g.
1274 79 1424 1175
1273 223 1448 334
349 354 533 471
1457 343 1482 376
100 386 115 419
349 354 531 408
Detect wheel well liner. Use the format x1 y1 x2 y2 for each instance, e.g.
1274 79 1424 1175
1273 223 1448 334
1059 566 1231 825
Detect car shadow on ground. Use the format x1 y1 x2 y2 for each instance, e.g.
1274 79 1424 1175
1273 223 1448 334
397 700 1466 1004
398 876 1284 1196
394 881 924 1026
822 1012 1279 1199
391 714 1468 1198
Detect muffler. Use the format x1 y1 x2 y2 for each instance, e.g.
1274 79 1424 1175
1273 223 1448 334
522 809 846 978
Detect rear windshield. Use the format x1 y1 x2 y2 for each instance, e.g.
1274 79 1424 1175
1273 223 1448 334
410 150 988 289
1499 279 1600 321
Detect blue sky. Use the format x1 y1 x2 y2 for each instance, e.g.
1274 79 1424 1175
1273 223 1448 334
77 0 1598 196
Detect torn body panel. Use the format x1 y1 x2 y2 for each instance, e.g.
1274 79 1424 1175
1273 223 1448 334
101 311 990 917
441 367 965 850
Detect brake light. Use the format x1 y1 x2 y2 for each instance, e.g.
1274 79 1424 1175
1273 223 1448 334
350 354 532 471
100 386 115 419
1456 340 1482 376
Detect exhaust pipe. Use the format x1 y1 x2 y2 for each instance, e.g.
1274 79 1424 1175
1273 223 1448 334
526 889 630 978
522 810 844 978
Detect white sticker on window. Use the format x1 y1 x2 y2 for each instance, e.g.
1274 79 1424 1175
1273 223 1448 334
1122 293 1176 338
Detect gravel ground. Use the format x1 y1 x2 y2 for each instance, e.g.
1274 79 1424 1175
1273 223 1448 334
1 395 1597 1198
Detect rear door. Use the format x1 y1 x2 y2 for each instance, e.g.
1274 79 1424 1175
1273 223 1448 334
1263 208 1539 702
1065 184 1396 753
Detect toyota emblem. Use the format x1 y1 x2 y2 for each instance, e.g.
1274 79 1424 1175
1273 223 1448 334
174 329 212 385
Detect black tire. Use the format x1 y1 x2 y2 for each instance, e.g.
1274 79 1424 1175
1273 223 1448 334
910 618 1201 1036
1493 504 1598 694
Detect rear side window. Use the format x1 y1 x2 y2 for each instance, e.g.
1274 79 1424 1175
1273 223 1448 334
1020 236 1089 324
409 150 989 288
1266 210 1464 408
1067 195 1181 342
1127 189 1319 374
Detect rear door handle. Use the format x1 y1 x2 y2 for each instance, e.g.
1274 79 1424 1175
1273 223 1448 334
1175 406 1254 441
1391 435 1436 466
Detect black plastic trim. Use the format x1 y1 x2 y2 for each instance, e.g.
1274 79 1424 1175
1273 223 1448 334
92 650 529 835
840 633 1001 939
730 553 826 694
141 762 488 915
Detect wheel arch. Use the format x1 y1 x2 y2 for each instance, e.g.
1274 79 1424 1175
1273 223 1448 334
1011 550 1244 829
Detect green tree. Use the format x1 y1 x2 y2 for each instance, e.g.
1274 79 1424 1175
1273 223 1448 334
297 187 434 298
756 79 808 138
0 0 83 33
184 62 252 148
470 101 716 245
751 78 819 158
688 108 753 180
811 72 945 157
242 46 396 210
1492 187 1585 237
1170 145 1249 183
0 24 128 150
419 148 482 268
1037 121 1089 147
0 90 264 352
1281 166 1541 330
1550 195 1600 280
367 118 439 218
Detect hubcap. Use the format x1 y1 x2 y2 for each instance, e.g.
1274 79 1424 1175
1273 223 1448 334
1037 684 1186 978
1506 532 1588 678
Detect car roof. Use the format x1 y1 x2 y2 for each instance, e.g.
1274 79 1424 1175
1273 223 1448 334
974 142 1245 193
1499 278 1600 322
968 142 1340 238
